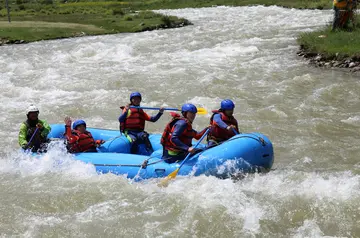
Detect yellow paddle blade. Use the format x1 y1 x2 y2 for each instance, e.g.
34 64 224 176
197 107 208 115
158 168 180 187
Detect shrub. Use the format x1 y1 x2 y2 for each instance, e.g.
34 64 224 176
19 4 26 10
138 11 158 19
112 8 124 15
161 15 172 27
42 0 53 5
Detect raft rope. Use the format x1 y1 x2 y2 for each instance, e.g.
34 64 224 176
93 134 267 168
93 157 161 168
214 133 267 147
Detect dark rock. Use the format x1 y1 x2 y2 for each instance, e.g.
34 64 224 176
306 52 318 58
351 56 360 61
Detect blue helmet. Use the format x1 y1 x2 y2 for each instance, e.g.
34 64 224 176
73 120 86 130
221 99 235 110
130 92 142 101
181 103 197 113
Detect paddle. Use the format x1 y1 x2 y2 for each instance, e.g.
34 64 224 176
158 128 210 187
232 128 239 135
120 106 208 115
24 127 39 150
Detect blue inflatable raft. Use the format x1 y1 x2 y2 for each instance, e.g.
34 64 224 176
47 124 274 180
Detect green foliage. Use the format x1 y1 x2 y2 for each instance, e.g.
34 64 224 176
136 11 161 19
124 15 133 21
41 0 53 5
161 15 171 27
112 8 124 15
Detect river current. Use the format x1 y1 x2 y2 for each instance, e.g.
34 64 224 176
0 6 359 237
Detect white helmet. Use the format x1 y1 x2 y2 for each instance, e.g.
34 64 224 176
26 105 39 115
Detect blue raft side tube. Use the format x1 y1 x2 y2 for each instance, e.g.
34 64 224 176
47 124 274 180
75 134 273 180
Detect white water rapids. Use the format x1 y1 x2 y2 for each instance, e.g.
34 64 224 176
0 6 359 237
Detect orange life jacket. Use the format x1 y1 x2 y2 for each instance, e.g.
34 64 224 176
120 107 146 132
68 130 97 153
208 110 239 142
161 112 195 152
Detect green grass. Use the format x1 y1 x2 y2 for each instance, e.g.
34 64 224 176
0 7 190 43
0 21 106 42
297 17 360 60
0 0 336 45
0 0 192 44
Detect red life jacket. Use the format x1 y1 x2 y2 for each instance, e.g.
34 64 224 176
120 107 146 132
208 110 239 142
161 112 195 152
68 130 97 153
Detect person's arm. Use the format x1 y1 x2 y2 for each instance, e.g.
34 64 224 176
194 127 209 140
170 120 191 151
145 108 164 122
64 117 79 144
214 114 238 133
18 123 28 148
39 120 51 138
118 106 129 122
65 126 79 144
213 114 228 129
148 111 163 122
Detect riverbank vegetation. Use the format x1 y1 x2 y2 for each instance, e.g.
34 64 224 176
297 10 360 71
0 0 191 44
0 0 345 46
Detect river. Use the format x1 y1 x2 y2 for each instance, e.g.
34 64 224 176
0 6 359 237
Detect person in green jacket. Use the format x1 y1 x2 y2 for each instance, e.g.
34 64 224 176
19 105 51 152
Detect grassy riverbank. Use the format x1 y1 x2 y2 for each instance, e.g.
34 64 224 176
0 1 191 44
0 0 334 45
297 15 360 62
